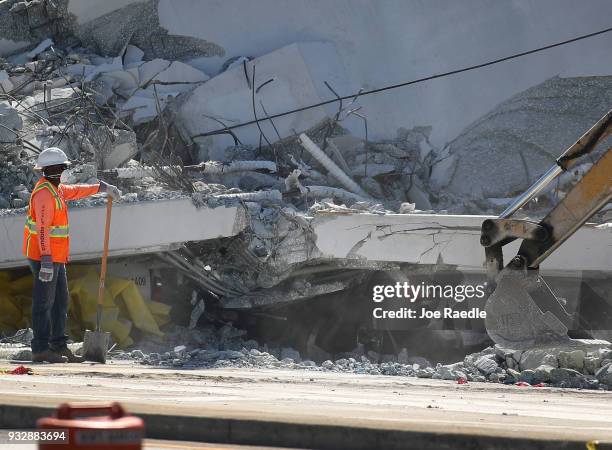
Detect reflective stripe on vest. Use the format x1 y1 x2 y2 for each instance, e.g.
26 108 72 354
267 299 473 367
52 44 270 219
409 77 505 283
32 181 62 210
24 217 69 237
25 233 32 255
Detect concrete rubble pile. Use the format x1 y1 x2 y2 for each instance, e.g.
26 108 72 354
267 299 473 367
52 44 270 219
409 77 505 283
3 26 610 218
2 322 611 390
109 332 612 390
0 0 610 219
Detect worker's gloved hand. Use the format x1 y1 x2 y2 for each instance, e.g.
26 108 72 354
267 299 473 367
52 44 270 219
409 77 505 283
39 255 54 283
98 180 122 201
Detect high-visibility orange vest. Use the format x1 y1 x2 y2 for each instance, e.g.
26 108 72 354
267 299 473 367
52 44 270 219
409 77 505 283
22 178 70 263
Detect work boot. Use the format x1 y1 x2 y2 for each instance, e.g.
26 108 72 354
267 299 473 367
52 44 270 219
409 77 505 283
32 350 68 363
51 347 84 363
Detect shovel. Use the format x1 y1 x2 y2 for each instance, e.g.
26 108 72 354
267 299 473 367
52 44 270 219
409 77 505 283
83 198 113 363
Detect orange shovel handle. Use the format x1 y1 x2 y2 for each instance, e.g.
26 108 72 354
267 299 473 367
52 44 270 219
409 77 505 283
97 198 112 309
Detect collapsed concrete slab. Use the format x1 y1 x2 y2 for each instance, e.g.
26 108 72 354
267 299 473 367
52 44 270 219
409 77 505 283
0 198 248 269
310 213 611 273
2 202 609 274
177 42 350 161
442 76 612 199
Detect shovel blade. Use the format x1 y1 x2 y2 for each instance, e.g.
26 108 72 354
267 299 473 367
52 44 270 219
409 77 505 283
83 330 110 363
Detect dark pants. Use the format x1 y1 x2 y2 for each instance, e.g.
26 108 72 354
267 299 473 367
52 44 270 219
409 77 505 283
28 259 69 353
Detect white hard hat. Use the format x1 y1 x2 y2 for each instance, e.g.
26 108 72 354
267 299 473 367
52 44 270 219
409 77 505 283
34 147 71 170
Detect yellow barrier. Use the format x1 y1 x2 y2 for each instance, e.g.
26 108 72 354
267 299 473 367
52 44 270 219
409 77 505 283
0 272 32 331
0 266 170 348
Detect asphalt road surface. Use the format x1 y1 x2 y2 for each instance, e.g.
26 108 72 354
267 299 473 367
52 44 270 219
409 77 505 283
0 361 611 447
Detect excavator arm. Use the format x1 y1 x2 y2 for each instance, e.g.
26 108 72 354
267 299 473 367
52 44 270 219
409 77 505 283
479 110 612 349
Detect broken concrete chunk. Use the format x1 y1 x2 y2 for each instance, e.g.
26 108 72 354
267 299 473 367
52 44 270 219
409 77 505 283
150 61 209 93
173 345 187 354
584 356 602 375
0 101 22 143
100 129 139 169
433 363 466 380
24 60 43 73
533 365 554 383
550 368 589 387
558 350 585 372
504 368 520 384
138 58 172 86
18 87 77 116
10 349 32 361
26 38 53 59
130 349 145 359
405 177 432 210
398 202 416 214
84 56 124 82
429 149 457 190
599 349 612 360
395 125 432 158
177 42 348 160
321 360 334 369
474 354 498 375
302 186 370 206
518 369 537 384
99 69 140 97
518 349 558 371
595 364 612 385
61 164 98 185
124 45 144 66
14 188 30 202
488 372 502 382
119 88 178 125
0 70 13 93
416 368 434 378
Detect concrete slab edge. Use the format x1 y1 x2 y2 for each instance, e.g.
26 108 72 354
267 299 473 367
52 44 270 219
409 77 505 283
0 402 606 450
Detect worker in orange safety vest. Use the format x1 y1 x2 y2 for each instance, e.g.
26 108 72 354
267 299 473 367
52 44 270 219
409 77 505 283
23 147 121 363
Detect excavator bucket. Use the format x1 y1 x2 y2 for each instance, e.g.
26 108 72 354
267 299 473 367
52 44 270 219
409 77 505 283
481 112 612 350
485 267 610 350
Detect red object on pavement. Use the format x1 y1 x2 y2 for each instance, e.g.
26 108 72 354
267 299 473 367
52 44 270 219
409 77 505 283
515 381 530 387
10 365 32 375
532 383 545 387
457 377 468 384
37 402 143 449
